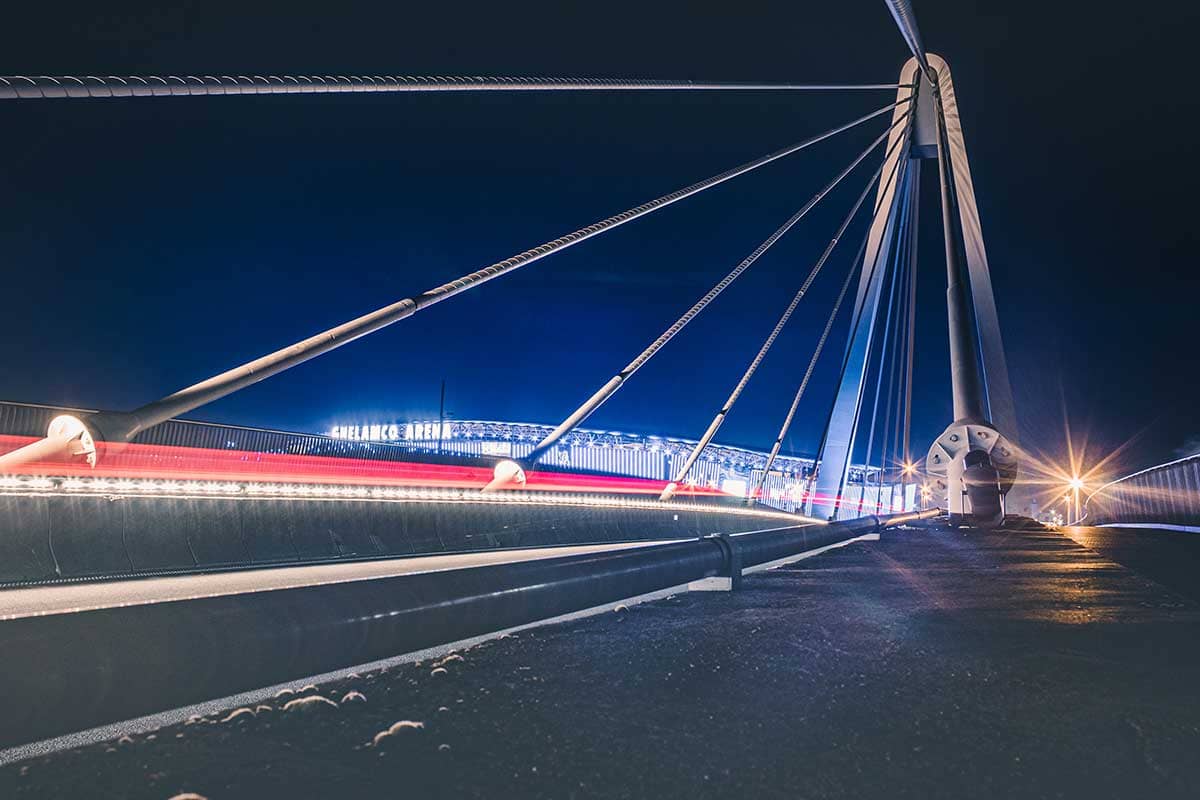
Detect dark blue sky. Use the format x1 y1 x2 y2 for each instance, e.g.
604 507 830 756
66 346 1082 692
1 1 1197 472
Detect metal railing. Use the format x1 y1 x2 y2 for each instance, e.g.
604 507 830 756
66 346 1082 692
1083 452 1200 529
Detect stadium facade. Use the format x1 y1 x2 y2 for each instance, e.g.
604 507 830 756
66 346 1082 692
328 419 915 515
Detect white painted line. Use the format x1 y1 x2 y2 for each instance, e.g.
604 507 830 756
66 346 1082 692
741 532 879 575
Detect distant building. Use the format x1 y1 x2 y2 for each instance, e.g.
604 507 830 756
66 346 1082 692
328 419 911 514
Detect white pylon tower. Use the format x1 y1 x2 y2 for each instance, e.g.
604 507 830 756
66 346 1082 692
809 52 1019 526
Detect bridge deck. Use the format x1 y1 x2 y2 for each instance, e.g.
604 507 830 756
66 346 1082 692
4 526 1200 798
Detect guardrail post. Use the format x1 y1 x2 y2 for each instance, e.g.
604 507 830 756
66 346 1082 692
689 533 742 591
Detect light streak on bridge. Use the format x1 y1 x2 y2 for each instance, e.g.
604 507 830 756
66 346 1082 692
0 433 834 526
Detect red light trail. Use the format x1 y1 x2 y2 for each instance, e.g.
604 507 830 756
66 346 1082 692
0 435 727 497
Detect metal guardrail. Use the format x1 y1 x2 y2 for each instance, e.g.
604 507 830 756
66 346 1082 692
1083 452 1200 529
0 509 938 747
0 486 809 586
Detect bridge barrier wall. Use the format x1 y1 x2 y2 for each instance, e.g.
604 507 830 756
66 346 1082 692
0 495 56 580
0 492 801 584
1084 453 1200 529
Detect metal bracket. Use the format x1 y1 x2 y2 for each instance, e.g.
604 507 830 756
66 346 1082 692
701 533 743 591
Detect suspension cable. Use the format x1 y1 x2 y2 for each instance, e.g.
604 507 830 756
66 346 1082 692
662 127 913 501
808 119 915 513
749 135 907 504
901 173 920 469
876 204 913 512
892 191 916 510
876 182 917 512
857 190 910 514
888 180 919 507
883 1 931 76
104 100 906 443
0 74 905 101
751 240 864 504
482 111 911 490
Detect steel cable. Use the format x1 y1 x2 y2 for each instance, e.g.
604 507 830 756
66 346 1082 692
665 125 914 498
106 100 908 444
808 116 916 513
875 206 912 512
856 187 909 515
509 110 912 477
900 176 920 467
0 74 903 100
883 1 931 75
748 139 909 504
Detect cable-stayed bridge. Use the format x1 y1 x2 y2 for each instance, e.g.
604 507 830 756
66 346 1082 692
0 20 1007 522
1 4 1198 791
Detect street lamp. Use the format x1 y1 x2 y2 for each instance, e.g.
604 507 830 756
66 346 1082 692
895 460 916 510
1066 476 1084 525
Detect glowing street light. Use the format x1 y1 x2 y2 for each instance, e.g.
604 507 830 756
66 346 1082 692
1061 492 1075 525
1065 475 1084 525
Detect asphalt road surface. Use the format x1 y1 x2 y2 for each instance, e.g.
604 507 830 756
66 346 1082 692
1060 525 1200 602
2 525 1198 799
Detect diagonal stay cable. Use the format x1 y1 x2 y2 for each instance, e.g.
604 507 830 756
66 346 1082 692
484 110 912 491
875 200 913 512
748 131 908 503
867 179 915 513
95 100 908 444
661 125 913 501
900 173 920 468
800 121 916 514
750 237 866 505
856 184 910 515
883 0 931 77
808 117 916 511
0 74 904 100
886 180 920 508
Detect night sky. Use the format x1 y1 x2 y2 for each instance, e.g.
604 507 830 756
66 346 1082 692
1 1 1197 474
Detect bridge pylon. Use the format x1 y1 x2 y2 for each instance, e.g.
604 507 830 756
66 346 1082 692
922 54 1019 526
810 54 1019 526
